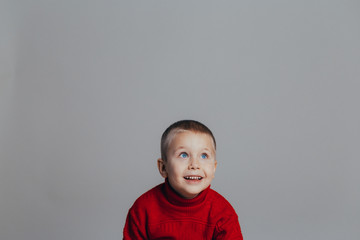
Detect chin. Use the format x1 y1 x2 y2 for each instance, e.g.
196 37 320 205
182 189 202 198
183 193 200 199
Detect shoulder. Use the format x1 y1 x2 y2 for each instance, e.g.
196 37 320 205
129 183 164 212
207 188 238 217
124 184 164 239
208 189 243 238
208 188 236 209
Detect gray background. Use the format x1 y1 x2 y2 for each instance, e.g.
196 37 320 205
1 0 359 239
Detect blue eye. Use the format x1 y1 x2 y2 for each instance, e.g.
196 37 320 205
201 153 208 159
180 153 188 158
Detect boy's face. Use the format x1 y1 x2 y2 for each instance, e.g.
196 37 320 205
158 131 217 199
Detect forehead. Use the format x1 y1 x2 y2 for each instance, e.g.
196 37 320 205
168 130 216 152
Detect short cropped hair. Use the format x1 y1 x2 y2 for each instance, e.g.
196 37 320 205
161 120 216 161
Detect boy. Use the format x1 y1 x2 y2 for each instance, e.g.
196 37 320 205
123 120 243 239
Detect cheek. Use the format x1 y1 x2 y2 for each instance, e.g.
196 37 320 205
167 163 181 176
208 164 217 177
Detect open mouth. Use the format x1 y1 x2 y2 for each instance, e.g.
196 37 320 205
184 176 203 180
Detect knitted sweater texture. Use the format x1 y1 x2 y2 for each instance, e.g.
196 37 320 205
123 179 243 239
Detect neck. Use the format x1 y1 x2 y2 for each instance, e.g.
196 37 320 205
163 178 210 207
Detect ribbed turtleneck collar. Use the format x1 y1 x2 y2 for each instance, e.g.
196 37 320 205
163 178 210 207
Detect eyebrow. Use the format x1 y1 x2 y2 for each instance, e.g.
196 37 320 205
173 146 187 153
202 148 215 154
173 147 215 154
174 146 212 150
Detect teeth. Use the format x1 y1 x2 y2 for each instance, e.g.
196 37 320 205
184 176 202 180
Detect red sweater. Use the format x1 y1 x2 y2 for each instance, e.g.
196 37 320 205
123 179 243 239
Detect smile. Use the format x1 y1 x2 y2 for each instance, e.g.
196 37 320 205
184 176 203 180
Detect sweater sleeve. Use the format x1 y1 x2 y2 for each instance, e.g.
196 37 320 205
123 207 148 240
214 213 243 240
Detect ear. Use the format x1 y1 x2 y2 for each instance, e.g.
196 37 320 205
157 158 168 178
214 160 217 172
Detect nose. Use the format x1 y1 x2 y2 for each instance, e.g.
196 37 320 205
188 157 200 170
